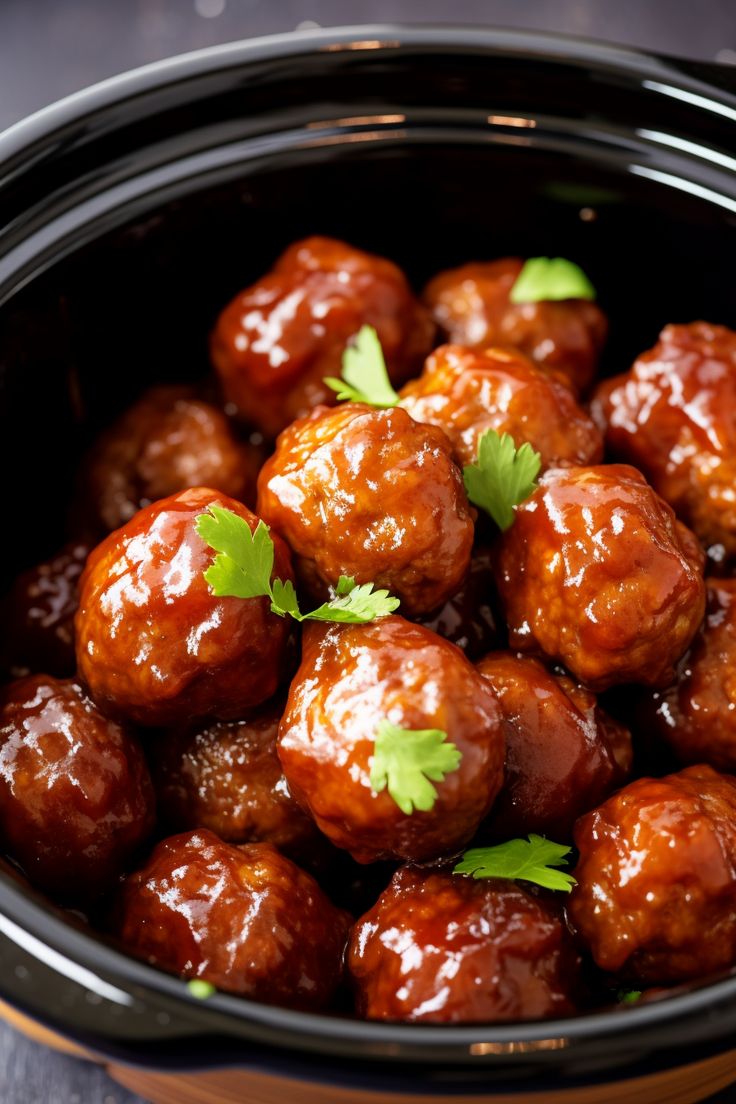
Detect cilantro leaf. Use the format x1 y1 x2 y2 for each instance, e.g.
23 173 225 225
195 509 273 598
509 257 596 303
463 429 541 530
196 507 399 625
454 834 576 892
618 989 642 1005
305 577 400 623
324 325 399 407
370 720 462 816
186 979 216 999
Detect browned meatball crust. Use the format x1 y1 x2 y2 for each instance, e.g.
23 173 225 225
348 866 581 1022
639 579 736 770
0 676 154 900
423 258 607 393
476 652 632 839
81 386 254 533
75 488 293 726
152 702 322 858
399 344 603 469
117 830 349 1009
495 465 706 689
591 323 736 565
257 403 474 617
0 542 89 679
569 766 736 984
211 236 435 437
278 616 504 864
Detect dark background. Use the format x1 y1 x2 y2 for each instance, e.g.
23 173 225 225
1 1 736 1102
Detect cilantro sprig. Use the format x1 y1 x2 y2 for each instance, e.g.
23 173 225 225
454 834 576 892
618 989 642 1005
510 257 596 304
195 505 399 624
370 720 462 815
463 429 541 530
324 324 400 407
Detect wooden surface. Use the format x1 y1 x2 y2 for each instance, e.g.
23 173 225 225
1 2 736 1102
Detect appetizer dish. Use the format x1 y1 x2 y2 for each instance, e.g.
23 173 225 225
2 233 735 1026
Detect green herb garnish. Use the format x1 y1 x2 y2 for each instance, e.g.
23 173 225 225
370 720 462 815
186 979 216 999
324 324 399 407
618 989 643 1005
454 834 576 892
509 257 596 303
463 429 541 530
196 505 399 624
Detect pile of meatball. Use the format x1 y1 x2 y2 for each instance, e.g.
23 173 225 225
2 235 736 1024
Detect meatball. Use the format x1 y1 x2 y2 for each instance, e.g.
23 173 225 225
568 766 736 984
75 487 293 726
211 236 435 437
495 465 706 689
151 702 322 858
591 323 736 565
0 676 154 900
348 866 581 1022
80 386 255 534
476 652 632 839
639 579 736 771
419 545 500 660
399 344 603 469
0 542 89 679
117 829 349 1009
423 258 607 393
257 403 474 617
278 616 504 864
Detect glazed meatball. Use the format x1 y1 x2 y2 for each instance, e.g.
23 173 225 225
476 652 632 839
348 866 581 1022
257 403 474 617
0 676 154 899
496 465 706 689
75 488 293 726
152 702 322 858
0 542 89 679
639 579 736 771
424 258 607 393
211 236 435 437
278 616 504 864
399 344 603 468
79 386 255 534
117 829 349 1009
419 545 499 660
592 323 736 566
569 766 736 984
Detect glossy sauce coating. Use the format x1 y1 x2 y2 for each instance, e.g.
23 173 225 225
278 616 504 864
75 487 293 726
0 542 89 679
496 465 706 689
592 323 736 565
399 344 603 468
348 866 581 1022
211 236 435 437
257 403 474 617
476 652 632 839
419 545 499 660
0 676 154 900
569 766 736 984
117 829 350 1008
81 386 255 533
423 258 607 393
152 702 323 858
639 579 736 770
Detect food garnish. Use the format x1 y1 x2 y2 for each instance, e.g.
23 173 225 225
463 429 541 530
509 257 596 303
454 834 576 892
324 324 400 407
370 720 462 815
